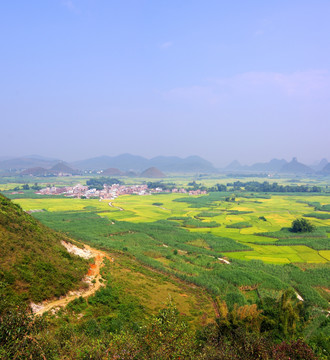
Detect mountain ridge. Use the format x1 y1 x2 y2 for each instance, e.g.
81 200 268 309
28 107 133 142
72 154 216 173
1 154 329 175
279 157 314 174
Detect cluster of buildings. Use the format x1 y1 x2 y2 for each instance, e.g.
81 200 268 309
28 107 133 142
37 183 157 199
37 184 88 197
187 189 207 195
36 183 207 200
170 188 207 195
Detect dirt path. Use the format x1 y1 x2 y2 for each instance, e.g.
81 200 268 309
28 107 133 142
109 201 124 211
31 243 113 316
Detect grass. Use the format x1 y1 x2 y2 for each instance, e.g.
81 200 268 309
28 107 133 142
226 221 252 229
0 194 89 304
304 212 330 220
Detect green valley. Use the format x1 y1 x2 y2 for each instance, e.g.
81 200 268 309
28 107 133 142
1 175 330 359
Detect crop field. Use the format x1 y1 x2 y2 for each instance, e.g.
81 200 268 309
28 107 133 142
13 192 330 263
228 244 327 264
9 184 330 311
14 197 113 213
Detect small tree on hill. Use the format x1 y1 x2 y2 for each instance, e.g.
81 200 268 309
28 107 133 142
291 218 315 233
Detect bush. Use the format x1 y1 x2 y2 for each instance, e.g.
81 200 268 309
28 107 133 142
291 218 315 233
0 305 46 359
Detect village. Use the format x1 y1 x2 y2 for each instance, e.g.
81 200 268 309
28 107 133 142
36 183 207 200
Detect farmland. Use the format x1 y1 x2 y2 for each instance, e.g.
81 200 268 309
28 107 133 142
10 184 330 310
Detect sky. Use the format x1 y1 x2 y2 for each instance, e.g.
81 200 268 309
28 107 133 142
0 0 329 167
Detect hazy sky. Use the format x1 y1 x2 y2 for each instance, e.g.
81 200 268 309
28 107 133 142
1 0 329 166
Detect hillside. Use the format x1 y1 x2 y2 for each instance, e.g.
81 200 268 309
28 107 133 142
102 167 125 176
0 156 59 170
321 162 330 174
312 158 328 171
0 193 89 304
280 157 314 174
72 154 149 171
140 166 165 178
49 162 80 175
224 160 244 171
20 167 50 176
224 159 288 172
149 155 216 173
249 158 287 172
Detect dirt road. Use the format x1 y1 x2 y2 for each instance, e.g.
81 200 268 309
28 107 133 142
31 243 113 316
108 202 124 211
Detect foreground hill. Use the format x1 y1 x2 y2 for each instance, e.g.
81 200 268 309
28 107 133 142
0 193 89 304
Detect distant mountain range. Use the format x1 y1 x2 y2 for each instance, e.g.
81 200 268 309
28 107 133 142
311 158 328 171
0 156 60 170
0 154 329 175
279 158 313 174
0 154 216 174
321 163 330 174
72 154 216 173
19 162 80 176
223 158 328 174
224 159 287 172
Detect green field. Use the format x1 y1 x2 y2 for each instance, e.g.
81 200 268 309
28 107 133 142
8 186 329 312
14 191 330 266
228 244 327 264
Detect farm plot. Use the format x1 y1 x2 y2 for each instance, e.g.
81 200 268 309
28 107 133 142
225 244 328 264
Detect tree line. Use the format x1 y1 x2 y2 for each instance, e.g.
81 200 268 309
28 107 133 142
226 181 322 193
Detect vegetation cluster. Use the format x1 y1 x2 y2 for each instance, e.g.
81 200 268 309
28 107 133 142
86 177 123 190
227 181 322 193
291 218 316 233
0 281 327 359
0 194 89 303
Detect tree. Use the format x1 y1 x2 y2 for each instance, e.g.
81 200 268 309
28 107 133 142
291 218 315 233
31 183 41 191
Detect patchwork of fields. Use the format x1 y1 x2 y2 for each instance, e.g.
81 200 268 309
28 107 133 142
7 186 328 312
14 192 330 265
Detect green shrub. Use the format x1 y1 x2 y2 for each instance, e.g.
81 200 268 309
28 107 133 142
291 218 315 233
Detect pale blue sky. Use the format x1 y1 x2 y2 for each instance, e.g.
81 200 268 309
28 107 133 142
1 0 329 166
